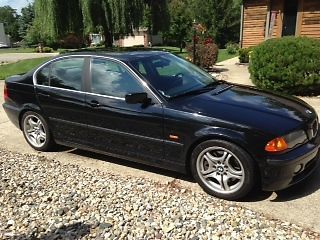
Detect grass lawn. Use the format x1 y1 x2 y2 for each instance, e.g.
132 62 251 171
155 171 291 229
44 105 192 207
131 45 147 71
217 49 238 63
60 46 235 62
152 46 237 63
0 57 50 80
0 46 238 80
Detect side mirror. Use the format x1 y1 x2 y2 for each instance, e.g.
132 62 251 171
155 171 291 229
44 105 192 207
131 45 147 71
125 92 149 104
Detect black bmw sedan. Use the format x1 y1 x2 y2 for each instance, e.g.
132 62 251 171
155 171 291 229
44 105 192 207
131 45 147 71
3 51 320 200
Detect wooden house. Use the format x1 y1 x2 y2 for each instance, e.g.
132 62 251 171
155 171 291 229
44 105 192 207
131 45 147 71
240 0 320 48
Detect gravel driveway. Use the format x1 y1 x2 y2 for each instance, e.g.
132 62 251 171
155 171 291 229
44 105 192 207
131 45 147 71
1 149 319 239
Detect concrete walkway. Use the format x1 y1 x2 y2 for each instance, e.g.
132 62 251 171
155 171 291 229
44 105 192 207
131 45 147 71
214 57 252 86
215 57 320 116
0 53 59 63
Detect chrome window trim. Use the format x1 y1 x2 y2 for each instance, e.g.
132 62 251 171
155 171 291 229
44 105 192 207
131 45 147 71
37 84 125 101
86 91 125 101
35 84 85 94
33 54 163 104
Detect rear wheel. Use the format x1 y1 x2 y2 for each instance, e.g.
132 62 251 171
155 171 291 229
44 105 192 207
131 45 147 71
191 140 256 200
21 111 55 151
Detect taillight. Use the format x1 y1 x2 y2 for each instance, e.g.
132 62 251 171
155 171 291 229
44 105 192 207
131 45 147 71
4 83 8 102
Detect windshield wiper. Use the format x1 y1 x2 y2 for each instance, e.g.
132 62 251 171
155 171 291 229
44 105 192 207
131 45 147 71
171 80 226 99
203 80 226 88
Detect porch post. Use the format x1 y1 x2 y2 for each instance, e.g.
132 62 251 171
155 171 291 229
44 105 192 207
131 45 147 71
240 3 244 48
265 0 271 39
296 0 304 36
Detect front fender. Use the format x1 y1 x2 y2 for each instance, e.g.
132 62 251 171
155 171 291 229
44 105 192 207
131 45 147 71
186 126 266 166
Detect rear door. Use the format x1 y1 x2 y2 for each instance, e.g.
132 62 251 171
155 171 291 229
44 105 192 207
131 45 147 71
34 56 89 144
85 57 164 164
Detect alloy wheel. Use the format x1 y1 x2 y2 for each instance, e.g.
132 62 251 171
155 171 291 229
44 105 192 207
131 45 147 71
23 115 47 148
196 146 245 194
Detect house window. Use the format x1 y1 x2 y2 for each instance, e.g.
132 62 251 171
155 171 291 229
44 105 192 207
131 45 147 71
282 0 298 36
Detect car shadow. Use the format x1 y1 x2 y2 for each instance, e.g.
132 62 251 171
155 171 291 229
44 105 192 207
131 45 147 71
12 222 91 240
56 147 320 202
69 148 195 183
208 67 229 73
238 166 320 202
271 166 320 202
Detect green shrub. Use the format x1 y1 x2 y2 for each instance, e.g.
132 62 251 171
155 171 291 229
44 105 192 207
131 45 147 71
187 41 218 68
226 42 239 54
239 47 252 63
42 47 53 53
34 46 53 53
249 37 320 95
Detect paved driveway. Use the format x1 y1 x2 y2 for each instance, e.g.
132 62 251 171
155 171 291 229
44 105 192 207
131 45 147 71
1 73 320 232
0 53 58 63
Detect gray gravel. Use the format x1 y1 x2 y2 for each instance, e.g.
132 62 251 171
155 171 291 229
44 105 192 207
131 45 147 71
0 149 319 240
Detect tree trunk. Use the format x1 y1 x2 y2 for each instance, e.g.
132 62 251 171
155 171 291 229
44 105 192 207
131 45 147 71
104 28 113 48
180 41 183 53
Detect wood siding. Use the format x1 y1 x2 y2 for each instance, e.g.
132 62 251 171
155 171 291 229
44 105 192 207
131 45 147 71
242 0 320 47
300 0 320 38
242 0 268 48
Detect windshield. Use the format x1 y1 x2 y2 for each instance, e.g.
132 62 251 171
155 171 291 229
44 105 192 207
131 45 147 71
129 53 215 98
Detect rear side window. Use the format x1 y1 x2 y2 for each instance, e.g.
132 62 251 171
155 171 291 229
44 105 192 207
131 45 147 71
36 66 50 86
50 58 84 91
36 57 85 91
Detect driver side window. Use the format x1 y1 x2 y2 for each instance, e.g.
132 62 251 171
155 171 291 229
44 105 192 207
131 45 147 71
91 58 144 98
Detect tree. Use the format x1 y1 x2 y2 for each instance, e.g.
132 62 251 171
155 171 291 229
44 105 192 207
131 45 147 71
32 0 150 47
80 0 145 47
165 0 192 52
143 0 169 35
192 0 241 47
18 3 35 40
32 0 169 47
33 0 84 45
0 6 20 41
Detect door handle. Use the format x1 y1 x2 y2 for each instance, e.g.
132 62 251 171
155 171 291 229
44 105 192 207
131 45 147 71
88 100 100 108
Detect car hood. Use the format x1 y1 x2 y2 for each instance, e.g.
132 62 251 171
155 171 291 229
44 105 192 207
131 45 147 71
171 83 317 135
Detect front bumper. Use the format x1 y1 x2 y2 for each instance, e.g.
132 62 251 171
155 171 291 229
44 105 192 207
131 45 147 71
262 127 320 191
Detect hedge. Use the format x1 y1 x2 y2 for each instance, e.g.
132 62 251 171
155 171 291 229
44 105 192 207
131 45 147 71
249 37 320 95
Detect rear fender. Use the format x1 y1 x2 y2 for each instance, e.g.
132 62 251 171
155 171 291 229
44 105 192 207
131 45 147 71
18 103 43 129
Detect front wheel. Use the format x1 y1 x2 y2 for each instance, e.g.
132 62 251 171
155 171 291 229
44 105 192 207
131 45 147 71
191 140 256 200
21 111 55 151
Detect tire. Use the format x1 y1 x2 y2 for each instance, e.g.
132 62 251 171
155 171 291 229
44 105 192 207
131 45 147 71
21 111 55 151
190 139 256 200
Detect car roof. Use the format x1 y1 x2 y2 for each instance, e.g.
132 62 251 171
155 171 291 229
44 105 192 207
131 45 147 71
58 50 168 62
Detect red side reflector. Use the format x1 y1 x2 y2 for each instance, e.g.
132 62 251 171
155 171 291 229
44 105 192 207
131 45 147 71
4 83 9 102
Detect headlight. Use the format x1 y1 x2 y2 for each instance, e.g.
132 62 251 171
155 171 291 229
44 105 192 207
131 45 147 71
265 130 307 152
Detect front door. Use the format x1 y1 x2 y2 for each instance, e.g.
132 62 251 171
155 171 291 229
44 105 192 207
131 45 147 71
85 57 164 163
282 0 298 36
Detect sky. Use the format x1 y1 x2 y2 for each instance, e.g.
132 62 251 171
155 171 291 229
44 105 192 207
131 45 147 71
0 0 32 13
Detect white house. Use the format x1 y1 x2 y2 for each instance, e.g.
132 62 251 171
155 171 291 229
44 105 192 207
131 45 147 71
114 28 163 47
0 23 11 47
